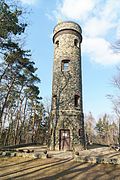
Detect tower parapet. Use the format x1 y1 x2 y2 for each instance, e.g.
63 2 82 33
53 21 82 43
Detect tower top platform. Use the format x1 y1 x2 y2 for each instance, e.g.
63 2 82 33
53 21 82 35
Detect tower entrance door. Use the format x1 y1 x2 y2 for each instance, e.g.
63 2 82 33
59 129 70 150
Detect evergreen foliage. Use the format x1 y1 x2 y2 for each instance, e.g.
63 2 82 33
0 0 49 146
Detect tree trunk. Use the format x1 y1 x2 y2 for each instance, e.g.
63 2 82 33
118 117 120 146
0 75 16 144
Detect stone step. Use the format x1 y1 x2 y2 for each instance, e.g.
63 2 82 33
47 151 73 159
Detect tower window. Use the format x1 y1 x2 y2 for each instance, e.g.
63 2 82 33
52 95 57 109
75 95 80 107
62 60 70 71
79 129 82 136
55 40 59 47
51 129 53 135
74 39 79 47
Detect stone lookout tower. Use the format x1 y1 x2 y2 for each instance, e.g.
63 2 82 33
50 21 85 151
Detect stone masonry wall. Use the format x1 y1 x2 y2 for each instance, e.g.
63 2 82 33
51 21 85 151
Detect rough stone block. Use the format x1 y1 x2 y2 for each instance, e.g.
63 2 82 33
34 152 46 159
109 158 118 164
2 152 6 156
46 154 52 158
11 152 16 157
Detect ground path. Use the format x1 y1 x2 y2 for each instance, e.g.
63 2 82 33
0 145 120 179
0 156 120 179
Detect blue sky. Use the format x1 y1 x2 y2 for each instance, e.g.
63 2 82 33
18 0 120 119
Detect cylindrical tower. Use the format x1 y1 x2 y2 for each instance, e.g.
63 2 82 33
50 21 85 151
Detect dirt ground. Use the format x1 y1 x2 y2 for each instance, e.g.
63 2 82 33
0 157 120 180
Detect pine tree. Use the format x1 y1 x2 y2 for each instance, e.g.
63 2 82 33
0 0 43 146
